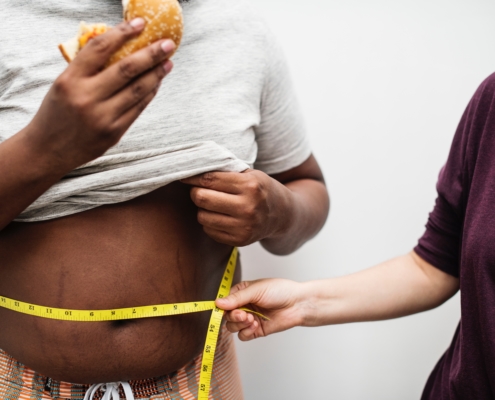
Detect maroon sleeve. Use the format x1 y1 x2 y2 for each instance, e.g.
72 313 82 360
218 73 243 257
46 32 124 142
414 178 464 277
414 74 495 277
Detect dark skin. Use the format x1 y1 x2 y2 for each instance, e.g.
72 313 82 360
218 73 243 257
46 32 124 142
0 20 329 383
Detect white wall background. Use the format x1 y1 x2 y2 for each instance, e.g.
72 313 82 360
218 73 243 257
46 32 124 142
238 1 495 399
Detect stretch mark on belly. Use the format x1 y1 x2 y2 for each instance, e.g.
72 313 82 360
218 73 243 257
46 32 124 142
0 249 267 399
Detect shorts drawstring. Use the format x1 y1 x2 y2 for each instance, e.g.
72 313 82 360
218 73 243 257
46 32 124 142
83 382 134 400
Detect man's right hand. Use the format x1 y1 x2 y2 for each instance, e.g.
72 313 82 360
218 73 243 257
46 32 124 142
26 18 175 172
0 18 175 229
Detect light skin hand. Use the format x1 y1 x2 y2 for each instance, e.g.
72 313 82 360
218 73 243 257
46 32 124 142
181 155 330 252
216 251 460 341
0 19 176 230
215 279 309 341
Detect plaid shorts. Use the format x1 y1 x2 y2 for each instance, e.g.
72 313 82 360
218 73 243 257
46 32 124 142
0 326 243 400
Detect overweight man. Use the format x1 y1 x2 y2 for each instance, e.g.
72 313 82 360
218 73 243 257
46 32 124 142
0 0 329 399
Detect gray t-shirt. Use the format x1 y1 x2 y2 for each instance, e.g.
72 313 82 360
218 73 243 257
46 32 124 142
0 0 311 222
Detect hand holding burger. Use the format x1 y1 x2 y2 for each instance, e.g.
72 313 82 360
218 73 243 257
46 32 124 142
21 0 184 182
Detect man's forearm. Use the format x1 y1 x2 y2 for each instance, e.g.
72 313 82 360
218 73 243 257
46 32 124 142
260 178 329 255
301 252 460 327
0 127 68 230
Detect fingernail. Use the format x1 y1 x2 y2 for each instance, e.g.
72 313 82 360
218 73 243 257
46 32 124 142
161 40 176 54
163 60 173 74
129 18 145 29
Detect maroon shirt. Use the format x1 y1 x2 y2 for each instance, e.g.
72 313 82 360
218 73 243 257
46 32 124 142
415 73 495 399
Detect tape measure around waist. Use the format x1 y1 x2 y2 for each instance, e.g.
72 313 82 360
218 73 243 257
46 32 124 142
0 247 267 399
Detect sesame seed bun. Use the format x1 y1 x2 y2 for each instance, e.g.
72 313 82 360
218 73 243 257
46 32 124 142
58 0 183 66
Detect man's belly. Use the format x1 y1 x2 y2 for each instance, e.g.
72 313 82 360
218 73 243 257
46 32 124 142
0 182 239 383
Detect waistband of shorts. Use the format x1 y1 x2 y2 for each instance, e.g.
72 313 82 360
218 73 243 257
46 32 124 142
0 347 176 399
0 324 231 400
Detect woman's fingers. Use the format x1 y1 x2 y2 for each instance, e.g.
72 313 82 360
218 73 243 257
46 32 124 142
218 279 306 341
71 19 146 76
216 281 261 311
237 322 259 342
225 310 261 342
225 310 257 334
225 309 252 323
98 39 176 98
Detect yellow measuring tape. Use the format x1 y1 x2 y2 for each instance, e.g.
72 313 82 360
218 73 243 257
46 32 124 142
0 247 267 399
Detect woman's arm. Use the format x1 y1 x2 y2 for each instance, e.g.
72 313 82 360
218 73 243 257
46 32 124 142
181 154 330 255
0 19 175 231
216 251 459 341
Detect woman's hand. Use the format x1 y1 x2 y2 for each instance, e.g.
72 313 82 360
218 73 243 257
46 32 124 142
26 18 176 172
216 279 308 341
181 169 293 247
216 252 460 342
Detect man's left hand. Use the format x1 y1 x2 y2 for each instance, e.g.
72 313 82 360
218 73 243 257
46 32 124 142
181 169 291 247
